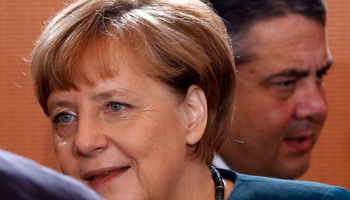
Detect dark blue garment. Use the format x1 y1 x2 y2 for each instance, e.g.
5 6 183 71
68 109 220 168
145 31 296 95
219 168 350 200
0 149 102 200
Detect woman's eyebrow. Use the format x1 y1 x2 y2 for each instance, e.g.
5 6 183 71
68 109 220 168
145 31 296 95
47 101 76 115
91 89 129 101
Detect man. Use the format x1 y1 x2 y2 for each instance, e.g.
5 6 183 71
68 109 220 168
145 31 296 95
0 149 102 199
211 0 332 179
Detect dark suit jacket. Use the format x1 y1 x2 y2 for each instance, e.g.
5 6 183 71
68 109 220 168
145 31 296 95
0 149 102 200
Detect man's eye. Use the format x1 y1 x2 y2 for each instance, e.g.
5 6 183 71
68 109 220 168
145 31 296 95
316 71 328 82
278 80 295 88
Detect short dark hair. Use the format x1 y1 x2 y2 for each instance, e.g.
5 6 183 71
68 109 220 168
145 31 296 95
211 0 326 65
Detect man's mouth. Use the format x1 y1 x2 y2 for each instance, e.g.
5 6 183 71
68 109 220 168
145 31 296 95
284 135 313 152
286 136 308 142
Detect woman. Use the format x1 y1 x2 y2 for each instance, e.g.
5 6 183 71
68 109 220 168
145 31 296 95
30 0 350 199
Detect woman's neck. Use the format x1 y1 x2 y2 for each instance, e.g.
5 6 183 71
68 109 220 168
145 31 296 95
166 159 234 200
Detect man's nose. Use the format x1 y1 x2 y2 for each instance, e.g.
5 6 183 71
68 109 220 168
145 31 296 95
294 83 327 121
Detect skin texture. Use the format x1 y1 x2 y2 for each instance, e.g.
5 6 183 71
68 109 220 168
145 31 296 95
220 14 332 179
46 48 234 200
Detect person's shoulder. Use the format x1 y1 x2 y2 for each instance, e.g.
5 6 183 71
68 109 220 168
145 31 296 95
0 149 102 200
218 168 350 200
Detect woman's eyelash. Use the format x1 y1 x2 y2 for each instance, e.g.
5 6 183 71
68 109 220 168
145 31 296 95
51 102 132 123
106 102 131 110
53 112 74 123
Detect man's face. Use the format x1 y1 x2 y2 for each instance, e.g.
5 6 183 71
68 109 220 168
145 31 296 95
221 14 332 179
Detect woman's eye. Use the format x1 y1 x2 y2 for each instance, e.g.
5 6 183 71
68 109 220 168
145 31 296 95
54 113 76 123
110 102 123 112
60 114 73 123
104 102 134 123
107 102 130 113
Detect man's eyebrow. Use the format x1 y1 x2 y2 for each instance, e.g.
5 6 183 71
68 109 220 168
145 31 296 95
263 68 310 83
317 60 333 76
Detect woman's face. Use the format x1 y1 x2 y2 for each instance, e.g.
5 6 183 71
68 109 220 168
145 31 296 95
46 55 192 200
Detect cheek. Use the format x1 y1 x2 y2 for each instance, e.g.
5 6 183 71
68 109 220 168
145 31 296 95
53 136 76 175
147 119 185 158
112 110 186 163
236 94 293 126
268 105 295 128
234 89 295 142
110 113 186 196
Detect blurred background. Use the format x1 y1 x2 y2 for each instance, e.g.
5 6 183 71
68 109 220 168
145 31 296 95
0 0 349 188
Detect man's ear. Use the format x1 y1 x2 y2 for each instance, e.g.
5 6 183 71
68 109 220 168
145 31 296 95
185 85 207 145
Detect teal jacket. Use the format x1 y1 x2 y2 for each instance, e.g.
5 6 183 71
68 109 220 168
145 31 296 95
219 168 350 200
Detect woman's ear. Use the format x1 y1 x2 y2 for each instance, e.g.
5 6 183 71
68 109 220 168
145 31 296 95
184 85 207 145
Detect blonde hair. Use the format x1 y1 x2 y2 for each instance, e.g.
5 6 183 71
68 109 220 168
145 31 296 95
31 0 236 164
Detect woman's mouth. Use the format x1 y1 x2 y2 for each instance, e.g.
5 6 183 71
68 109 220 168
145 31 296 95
85 166 130 187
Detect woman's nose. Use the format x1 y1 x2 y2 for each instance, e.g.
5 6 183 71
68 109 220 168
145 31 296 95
294 84 327 121
74 117 108 157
